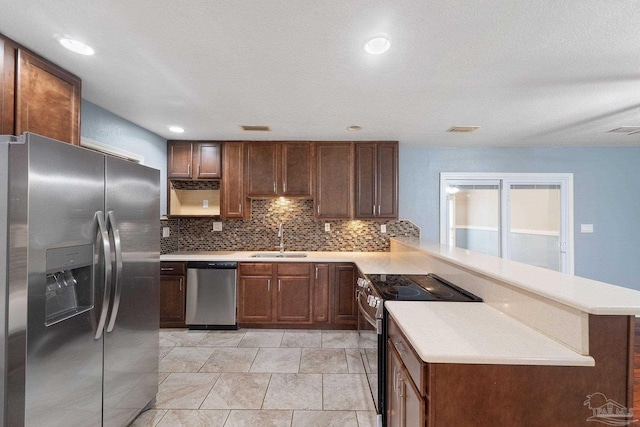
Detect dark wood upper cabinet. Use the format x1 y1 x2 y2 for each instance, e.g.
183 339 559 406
245 142 312 198
354 141 398 219
222 141 246 219
281 143 313 197
1 34 81 145
167 140 221 180
246 142 278 196
315 142 353 219
196 142 222 179
167 141 193 178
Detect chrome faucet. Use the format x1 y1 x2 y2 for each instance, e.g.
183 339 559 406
278 223 284 253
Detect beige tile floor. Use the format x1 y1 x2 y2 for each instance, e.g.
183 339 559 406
132 329 378 427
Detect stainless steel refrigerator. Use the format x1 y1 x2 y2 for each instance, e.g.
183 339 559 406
0 133 160 426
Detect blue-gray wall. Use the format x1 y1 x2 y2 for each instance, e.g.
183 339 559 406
80 100 168 214
399 146 640 291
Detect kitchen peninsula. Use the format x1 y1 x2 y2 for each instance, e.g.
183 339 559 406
162 237 640 426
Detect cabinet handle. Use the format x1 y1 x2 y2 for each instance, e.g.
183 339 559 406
267 279 271 292
278 279 281 292
160 267 174 272
372 205 376 215
398 378 406 427
273 182 277 193
315 267 318 280
317 205 320 215
179 278 183 292
378 205 381 216
283 181 286 193
238 204 242 213
198 164 201 176
187 164 190 175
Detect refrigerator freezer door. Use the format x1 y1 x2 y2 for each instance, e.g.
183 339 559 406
103 156 160 426
7 133 106 426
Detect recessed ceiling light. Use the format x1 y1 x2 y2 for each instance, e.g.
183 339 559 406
59 38 94 56
364 36 391 55
347 125 362 131
168 126 185 133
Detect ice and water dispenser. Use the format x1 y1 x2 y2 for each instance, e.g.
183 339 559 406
45 244 94 326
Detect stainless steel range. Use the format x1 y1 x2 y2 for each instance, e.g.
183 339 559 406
356 273 482 426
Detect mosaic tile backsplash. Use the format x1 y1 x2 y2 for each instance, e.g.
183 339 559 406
160 199 420 254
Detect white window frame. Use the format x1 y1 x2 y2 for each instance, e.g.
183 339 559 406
439 172 574 275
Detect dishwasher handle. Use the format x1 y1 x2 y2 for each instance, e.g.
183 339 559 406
187 261 238 269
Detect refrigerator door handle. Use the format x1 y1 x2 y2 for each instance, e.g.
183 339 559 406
95 211 112 339
106 211 123 333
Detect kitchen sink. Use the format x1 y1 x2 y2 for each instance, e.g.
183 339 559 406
250 252 308 258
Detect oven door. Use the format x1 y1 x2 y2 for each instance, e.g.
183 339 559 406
357 286 384 423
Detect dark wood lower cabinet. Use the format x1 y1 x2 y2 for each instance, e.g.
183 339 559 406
238 262 313 326
387 342 425 427
238 262 357 329
160 262 187 328
330 263 357 327
387 313 635 426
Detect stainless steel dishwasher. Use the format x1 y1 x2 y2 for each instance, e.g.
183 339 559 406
186 261 238 330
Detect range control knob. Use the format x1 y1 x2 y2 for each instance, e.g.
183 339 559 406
357 278 369 288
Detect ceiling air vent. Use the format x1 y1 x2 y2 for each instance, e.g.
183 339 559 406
607 126 640 135
447 126 480 133
241 125 271 132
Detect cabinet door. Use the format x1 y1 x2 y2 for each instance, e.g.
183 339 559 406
376 142 398 218
168 141 194 179
238 277 273 322
196 142 221 179
355 142 398 219
281 142 312 197
222 141 245 218
354 143 377 218
0 37 16 135
387 342 402 427
160 275 186 327
246 142 278 197
402 371 424 427
276 276 312 323
313 264 330 323
315 142 353 219
331 263 357 325
16 49 80 145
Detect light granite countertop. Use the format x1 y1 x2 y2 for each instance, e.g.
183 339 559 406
160 250 430 275
393 238 640 316
385 301 595 366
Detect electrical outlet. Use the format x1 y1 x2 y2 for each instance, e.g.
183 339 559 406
202 199 209 208
325 223 331 232
580 224 594 233
212 222 223 232
162 227 170 238
381 224 387 233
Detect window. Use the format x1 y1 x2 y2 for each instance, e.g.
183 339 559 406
440 173 574 274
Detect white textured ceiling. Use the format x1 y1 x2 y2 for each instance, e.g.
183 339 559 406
1 1 639 147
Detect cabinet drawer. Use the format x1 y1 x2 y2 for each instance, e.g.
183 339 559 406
239 262 273 276
388 314 427 396
160 262 186 276
277 262 311 276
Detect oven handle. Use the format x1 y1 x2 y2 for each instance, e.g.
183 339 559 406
357 291 383 334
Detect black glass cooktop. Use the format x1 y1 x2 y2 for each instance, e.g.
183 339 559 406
367 273 482 302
